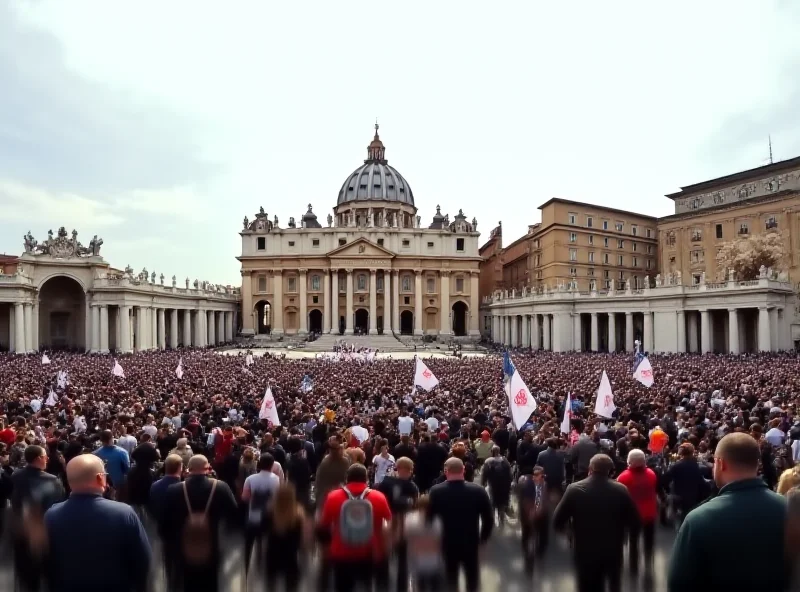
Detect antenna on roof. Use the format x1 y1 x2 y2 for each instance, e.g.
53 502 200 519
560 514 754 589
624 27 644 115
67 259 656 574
768 135 774 165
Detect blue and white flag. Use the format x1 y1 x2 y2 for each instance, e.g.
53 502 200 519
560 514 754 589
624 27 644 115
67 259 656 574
300 374 314 394
632 350 645 373
503 351 537 429
503 351 516 384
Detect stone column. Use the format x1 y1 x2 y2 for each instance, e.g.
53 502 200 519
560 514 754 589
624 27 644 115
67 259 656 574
84 300 92 353
157 308 166 349
625 312 634 352
323 270 331 334
469 271 480 336
194 310 204 347
120 306 131 353
345 269 354 335
532 314 540 349
91 304 101 353
543 314 552 351
769 307 779 351
241 271 254 336
728 308 739 355
369 269 378 334
170 309 179 349
207 311 215 345
299 269 308 334
32 303 39 352
183 309 192 346
414 270 423 336
100 305 109 353
439 271 450 337
272 270 284 335
590 312 599 352
14 303 25 353
643 312 653 353
510 315 518 347
608 312 617 353
676 310 686 353
758 307 771 352
330 269 339 333
384 272 392 333
217 312 225 344
700 309 711 354
522 314 530 348
8 305 15 353
133 308 142 351
392 270 401 333
24 304 33 353
571 314 581 352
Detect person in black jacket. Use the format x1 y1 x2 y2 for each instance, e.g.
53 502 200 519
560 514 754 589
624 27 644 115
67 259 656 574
376 457 419 592
415 435 446 493
428 457 493 592
536 437 567 497
553 454 640 592
284 436 311 510
516 430 539 476
11 444 65 592
159 454 238 592
662 442 710 521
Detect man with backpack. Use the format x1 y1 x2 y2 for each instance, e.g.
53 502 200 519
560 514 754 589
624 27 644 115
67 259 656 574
318 463 393 591
160 454 238 592
11 444 65 592
241 453 280 573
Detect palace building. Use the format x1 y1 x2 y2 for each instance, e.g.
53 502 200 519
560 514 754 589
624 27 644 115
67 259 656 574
238 124 482 342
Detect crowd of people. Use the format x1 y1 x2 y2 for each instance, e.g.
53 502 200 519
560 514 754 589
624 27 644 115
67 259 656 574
0 346 798 591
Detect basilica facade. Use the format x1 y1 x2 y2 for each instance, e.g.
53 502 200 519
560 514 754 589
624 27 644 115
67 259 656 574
238 125 482 340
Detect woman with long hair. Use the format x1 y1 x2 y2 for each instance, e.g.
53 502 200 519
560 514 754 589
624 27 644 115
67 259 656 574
260 482 310 591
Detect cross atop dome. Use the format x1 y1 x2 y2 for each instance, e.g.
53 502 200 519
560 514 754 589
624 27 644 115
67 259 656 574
366 120 386 164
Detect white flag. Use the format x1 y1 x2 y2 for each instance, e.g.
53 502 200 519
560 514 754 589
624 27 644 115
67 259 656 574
413 358 439 391
259 386 280 426
561 392 573 434
633 356 654 388
176 358 184 380
505 369 537 430
246 353 254 366
41 354 51 365
57 370 68 390
45 388 58 407
594 370 616 418
112 359 125 378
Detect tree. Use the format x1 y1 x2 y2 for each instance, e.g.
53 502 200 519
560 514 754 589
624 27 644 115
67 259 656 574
715 230 787 280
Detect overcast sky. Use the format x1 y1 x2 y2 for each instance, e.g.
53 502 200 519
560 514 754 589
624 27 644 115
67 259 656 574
2 1 798 285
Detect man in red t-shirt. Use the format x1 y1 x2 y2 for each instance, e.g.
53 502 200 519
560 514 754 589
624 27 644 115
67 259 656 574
319 463 392 591
0 419 16 448
617 448 658 576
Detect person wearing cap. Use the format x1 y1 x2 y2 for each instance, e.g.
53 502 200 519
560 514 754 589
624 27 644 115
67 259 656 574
473 430 493 466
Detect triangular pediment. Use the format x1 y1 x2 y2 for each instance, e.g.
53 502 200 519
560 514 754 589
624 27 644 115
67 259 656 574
327 238 395 259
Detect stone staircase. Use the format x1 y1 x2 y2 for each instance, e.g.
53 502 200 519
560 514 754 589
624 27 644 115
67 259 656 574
303 332 415 352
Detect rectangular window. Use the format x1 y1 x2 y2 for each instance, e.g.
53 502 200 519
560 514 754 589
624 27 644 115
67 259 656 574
535 255 540 266
618 255 624 266
618 271 624 280
602 220 609 230
569 232 577 243
377 276 384 292
693 274 701 286
646 259 652 270
605 280 611 289
287 277 296 292
738 223 749 235
455 277 464 292
715 224 723 239
646 228 652 238
615 221 624 232
569 267 577 276
312 239 320 247
588 235 594 245
377 238 384 246
427 241 434 248
631 225 638 236
257 275 267 292
586 216 593 228
256 237 266 250
357 274 367 291
534 239 540 249
568 213 577 224
426 278 435 293
588 251 595 263
456 238 465 251
402 239 410 247
288 241 295 247
312 295 319 304
604 270 610 278
311 275 320 291
632 242 637 252
647 245 653 254
766 215 778 230
402 276 412 292
617 239 624 249
338 238 346 246
604 253 609 264
569 249 577 261
588 268 594 276
604 237 609 248
632 257 638 267
404 296 410 305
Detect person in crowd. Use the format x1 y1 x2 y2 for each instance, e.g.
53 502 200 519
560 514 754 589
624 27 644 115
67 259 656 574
662 442 710 522
481 445 513 528
318 463 393 591
777 466 800 495
315 436 351 510
242 453 280 573
93 429 130 496
149 454 185 587
11 444 65 592
117 424 138 455
474 430 493 465
45 454 151 592
428 457 493 592
517 465 551 571
404 494 444 591
376 456 419 591
159 454 238 592
536 436 567 501
553 453 640 592
261 482 311 592
668 433 791 591
617 448 658 578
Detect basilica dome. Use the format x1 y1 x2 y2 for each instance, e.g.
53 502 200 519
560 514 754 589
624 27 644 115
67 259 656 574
337 124 415 208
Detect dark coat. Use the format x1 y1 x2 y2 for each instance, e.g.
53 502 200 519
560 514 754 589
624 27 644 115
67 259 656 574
667 478 790 592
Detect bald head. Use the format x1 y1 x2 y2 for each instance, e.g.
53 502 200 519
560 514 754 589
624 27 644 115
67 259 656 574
444 457 465 481
187 454 210 474
66 454 106 494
